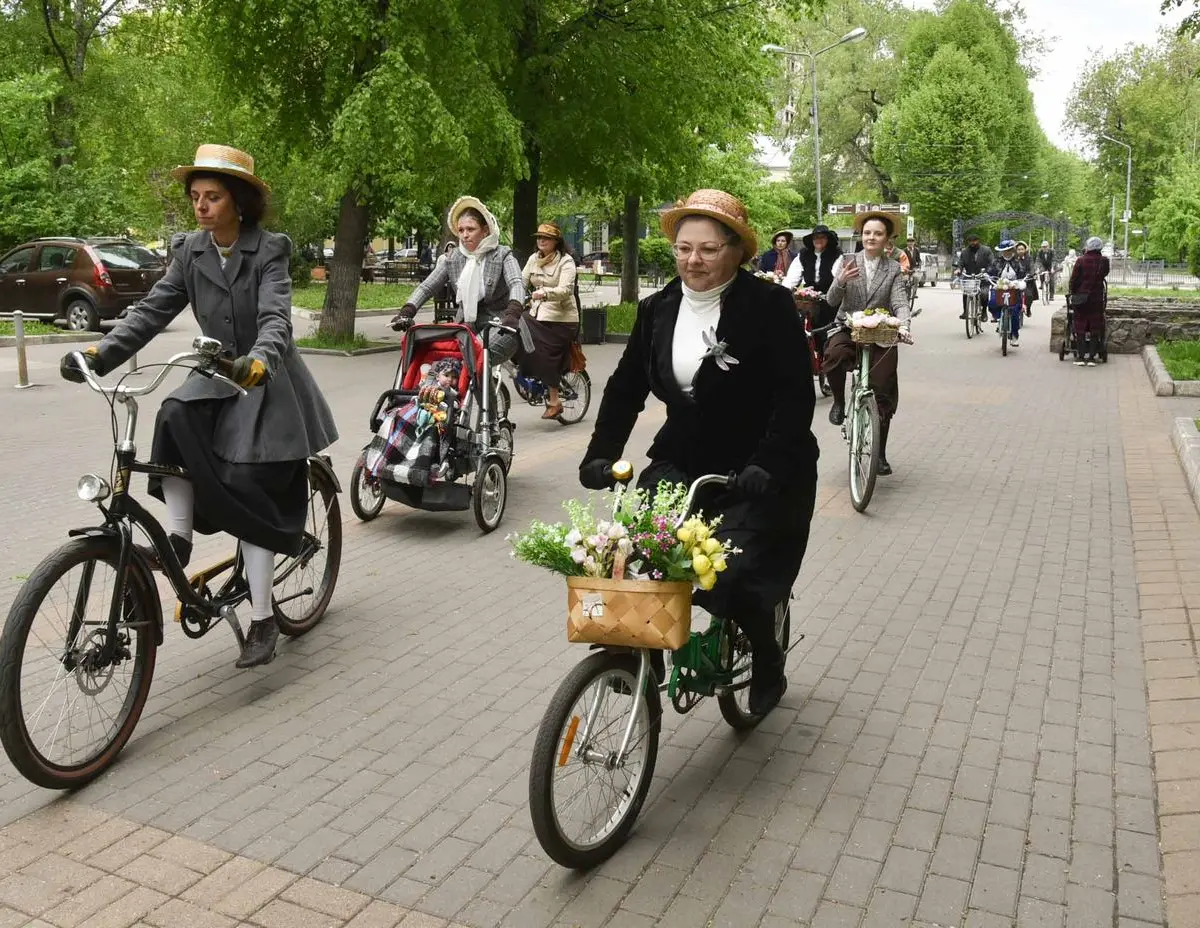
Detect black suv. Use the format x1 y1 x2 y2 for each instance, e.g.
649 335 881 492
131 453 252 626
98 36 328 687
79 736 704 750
0 237 166 331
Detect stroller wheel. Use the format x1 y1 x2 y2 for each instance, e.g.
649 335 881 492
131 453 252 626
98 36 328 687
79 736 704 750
350 457 386 521
473 456 508 533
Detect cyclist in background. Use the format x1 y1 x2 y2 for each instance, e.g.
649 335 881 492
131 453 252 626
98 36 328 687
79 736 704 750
955 233 993 319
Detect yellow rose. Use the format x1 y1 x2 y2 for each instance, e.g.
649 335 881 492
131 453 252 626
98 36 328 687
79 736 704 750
692 525 711 542
677 527 693 545
697 571 717 590
692 554 711 574
711 555 727 572
702 537 722 555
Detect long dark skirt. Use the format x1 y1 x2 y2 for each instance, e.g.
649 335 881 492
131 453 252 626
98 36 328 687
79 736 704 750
149 398 308 555
519 317 578 384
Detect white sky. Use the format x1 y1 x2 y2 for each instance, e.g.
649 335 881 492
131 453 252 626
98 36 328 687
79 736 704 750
908 0 1187 152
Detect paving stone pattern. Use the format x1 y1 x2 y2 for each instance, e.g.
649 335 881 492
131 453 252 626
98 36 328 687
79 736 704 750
0 292 1180 926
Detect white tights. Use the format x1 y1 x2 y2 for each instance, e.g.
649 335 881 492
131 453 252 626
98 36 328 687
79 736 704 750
160 476 276 623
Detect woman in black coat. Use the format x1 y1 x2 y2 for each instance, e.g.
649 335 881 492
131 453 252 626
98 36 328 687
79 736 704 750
579 189 820 716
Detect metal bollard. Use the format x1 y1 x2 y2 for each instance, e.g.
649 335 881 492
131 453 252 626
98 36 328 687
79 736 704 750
14 311 31 390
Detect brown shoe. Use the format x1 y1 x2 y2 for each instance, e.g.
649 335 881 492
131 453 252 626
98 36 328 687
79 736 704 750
542 403 563 419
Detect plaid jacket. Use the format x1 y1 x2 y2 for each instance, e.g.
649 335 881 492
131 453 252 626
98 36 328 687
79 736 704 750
409 245 526 321
1069 252 1109 312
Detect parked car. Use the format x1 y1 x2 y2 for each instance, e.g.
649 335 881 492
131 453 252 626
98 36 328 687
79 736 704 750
915 252 940 286
0 236 167 331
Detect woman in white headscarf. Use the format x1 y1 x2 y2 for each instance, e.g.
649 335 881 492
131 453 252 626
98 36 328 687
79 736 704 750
391 196 526 339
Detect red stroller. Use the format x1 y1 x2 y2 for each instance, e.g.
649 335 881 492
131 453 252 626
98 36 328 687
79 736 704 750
349 322 514 533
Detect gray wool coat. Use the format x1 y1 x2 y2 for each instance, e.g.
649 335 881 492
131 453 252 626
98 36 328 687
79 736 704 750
94 227 338 464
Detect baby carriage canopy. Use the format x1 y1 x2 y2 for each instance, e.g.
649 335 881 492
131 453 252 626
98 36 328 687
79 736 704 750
395 323 484 397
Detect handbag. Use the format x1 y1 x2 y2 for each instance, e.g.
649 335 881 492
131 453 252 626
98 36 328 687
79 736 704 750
568 341 587 373
1068 293 1089 307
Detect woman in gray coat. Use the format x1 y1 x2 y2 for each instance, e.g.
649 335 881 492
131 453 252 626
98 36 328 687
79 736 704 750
61 144 338 669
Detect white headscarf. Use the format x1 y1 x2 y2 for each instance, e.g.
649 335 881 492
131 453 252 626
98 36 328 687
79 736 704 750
451 197 501 324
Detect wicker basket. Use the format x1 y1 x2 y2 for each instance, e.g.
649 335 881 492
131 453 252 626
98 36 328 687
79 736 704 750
794 298 818 314
850 324 900 347
566 576 693 651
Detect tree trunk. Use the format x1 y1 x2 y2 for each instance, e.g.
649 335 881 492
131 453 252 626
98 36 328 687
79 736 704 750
620 193 640 305
513 140 541 265
319 188 370 341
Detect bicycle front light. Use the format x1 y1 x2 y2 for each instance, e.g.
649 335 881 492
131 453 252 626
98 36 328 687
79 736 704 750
77 473 111 503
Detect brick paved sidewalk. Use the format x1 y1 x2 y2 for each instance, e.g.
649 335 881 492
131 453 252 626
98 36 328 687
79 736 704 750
0 292 1190 927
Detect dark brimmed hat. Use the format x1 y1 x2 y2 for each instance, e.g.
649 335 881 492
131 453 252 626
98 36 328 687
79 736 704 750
770 230 794 245
660 188 757 263
802 224 840 250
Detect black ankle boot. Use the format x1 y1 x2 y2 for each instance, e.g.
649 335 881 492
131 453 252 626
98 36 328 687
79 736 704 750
136 533 192 572
877 419 893 476
235 620 279 668
749 639 787 715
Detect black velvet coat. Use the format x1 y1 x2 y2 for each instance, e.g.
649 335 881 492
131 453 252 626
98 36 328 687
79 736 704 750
583 269 819 529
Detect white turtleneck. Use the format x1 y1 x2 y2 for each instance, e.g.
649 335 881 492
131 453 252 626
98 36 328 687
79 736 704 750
672 276 735 393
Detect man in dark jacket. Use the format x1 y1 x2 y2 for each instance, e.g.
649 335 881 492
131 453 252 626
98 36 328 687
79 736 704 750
1068 237 1110 366
1035 240 1055 301
955 233 994 319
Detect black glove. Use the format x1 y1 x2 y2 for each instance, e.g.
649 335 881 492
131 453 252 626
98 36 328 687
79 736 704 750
389 304 418 331
500 300 524 329
735 464 774 496
580 458 617 491
60 347 101 383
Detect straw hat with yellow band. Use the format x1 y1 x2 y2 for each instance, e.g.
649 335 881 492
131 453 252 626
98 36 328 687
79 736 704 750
535 222 563 241
170 144 270 197
852 209 903 237
660 189 758 264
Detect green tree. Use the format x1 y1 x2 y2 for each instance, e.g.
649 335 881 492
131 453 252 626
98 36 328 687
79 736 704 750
1142 155 1200 269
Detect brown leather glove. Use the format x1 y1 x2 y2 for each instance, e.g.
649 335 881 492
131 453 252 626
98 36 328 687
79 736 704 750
500 300 524 329
390 304 418 331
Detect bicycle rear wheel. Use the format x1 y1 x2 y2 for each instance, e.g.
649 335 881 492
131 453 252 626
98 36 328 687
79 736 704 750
273 461 342 636
717 602 791 729
1001 307 1009 356
556 371 591 425
529 651 660 869
0 537 157 789
848 393 881 513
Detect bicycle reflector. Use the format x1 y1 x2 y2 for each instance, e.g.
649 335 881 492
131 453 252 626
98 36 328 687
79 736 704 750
77 473 111 502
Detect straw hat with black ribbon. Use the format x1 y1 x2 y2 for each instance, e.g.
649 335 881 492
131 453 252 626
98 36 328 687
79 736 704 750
660 189 758 264
170 144 270 197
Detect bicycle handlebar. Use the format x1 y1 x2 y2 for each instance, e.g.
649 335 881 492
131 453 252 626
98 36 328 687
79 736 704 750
68 339 247 399
608 460 735 530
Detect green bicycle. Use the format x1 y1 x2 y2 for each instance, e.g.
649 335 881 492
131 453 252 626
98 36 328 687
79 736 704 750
527 470 793 869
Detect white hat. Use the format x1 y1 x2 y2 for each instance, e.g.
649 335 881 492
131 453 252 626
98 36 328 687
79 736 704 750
1041 240 1049 247
170 144 269 196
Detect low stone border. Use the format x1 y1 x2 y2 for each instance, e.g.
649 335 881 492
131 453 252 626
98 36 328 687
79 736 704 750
291 307 400 321
1172 416 1200 512
0 331 101 348
1142 345 1200 396
296 343 400 358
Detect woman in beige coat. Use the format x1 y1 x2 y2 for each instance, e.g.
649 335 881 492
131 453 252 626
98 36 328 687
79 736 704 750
519 222 579 418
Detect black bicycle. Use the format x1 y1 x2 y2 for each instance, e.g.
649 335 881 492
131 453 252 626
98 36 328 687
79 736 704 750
0 337 341 789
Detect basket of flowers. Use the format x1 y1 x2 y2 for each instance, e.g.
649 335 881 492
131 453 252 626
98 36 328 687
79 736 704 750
849 308 902 346
509 481 740 651
793 286 824 314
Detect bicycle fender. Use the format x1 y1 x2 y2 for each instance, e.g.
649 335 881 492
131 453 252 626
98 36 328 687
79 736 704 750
309 454 342 494
65 526 165 646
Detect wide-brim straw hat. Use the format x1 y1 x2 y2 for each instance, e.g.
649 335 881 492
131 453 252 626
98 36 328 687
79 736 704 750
170 144 270 196
853 210 902 236
535 222 563 240
660 189 757 264
448 196 494 233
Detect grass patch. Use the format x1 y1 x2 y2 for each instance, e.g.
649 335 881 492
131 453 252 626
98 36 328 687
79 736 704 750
0 319 61 336
291 282 416 312
1109 286 1198 299
295 331 392 352
1158 340 1200 381
601 302 639 334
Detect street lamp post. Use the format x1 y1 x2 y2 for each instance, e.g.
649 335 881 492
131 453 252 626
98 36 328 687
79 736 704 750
1099 133 1132 280
762 27 868 219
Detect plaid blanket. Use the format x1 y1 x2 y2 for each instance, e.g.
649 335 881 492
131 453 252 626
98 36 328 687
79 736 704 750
364 395 452 486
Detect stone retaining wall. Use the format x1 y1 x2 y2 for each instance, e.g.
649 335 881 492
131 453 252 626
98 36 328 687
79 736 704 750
1048 297 1200 353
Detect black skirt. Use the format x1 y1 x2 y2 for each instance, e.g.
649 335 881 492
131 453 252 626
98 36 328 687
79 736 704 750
520 317 578 384
149 399 309 555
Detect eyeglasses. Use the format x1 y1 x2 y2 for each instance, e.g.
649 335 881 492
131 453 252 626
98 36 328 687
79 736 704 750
672 242 729 261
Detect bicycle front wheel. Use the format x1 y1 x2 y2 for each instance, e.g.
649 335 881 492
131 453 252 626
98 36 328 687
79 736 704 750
848 393 881 513
273 461 342 636
0 537 157 789
529 651 661 869
556 371 592 425
964 299 974 339
1001 308 1009 356
718 602 792 730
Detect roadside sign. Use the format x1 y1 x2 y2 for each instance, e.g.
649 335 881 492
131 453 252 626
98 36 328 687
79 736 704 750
1122 210 1132 221
826 204 857 215
907 216 915 238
